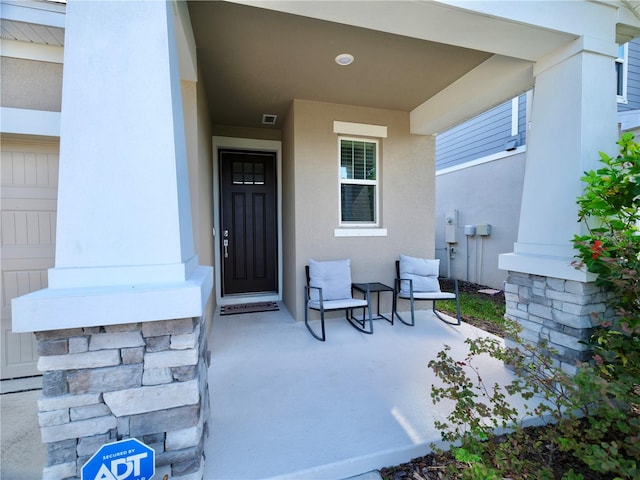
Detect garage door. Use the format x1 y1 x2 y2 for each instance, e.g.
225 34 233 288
1 140 58 379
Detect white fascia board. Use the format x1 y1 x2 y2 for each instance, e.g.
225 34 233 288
0 0 65 28
0 38 63 63
410 55 534 135
1 107 60 137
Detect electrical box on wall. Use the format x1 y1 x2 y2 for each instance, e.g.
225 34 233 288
476 224 492 236
464 225 476 236
445 210 457 243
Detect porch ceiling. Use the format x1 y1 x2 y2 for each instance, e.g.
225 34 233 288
187 0 494 131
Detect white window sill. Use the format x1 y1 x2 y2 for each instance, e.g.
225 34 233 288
334 228 387 237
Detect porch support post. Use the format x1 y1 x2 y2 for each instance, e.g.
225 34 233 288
499 38 619 372
11 1 212 479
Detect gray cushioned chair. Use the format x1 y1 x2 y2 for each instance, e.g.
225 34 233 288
304 259 373 341
394 254 461 326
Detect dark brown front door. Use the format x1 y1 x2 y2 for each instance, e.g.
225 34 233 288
219 149 278 295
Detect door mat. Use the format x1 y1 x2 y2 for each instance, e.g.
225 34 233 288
220 301 279 316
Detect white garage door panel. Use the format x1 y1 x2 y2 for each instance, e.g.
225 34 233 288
1 141 58 379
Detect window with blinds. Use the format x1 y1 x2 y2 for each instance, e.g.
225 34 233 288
339 137 378 225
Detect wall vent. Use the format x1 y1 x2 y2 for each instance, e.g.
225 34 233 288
262 114 277 125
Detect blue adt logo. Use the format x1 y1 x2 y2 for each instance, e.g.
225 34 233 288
81 438 155 480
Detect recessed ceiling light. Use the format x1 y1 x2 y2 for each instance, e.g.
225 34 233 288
335 53 354 66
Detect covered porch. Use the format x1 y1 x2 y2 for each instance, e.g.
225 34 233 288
205 307 527 479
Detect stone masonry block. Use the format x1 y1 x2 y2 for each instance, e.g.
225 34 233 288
552 309 594 329
173 457 205 480
518 286 531 302
40 415 116 443
527 303 553 320
68 336 89 354
505 292 519 303
47 438 76 465
38 338 69 356
142 318 194 338
39 393 101 412
117 416 130 437
104 322 141 333
76 432 111 457
530 294 552 306
145 335 170 352
504 282 519 293
35 329 84 341
172 365 197 382
155 439 203 468
42 461 76 480
565 280 601 296
70 403 111 421
562 302 606 316
172 455 203 477
171 324 200 350
549 330 591 351
130 404 200 437
103 379 199 417
37 349 121 372
546 289 590 306
90 331 145 351
144 349 198 370
39 408 70 427
142 367 173 386
67 363 143 394
546 277 565 291
165 408 204 451
121 346 145 364
42 370 68 397
507 274 533 287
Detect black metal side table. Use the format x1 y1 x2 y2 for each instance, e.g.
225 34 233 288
351 282 395 324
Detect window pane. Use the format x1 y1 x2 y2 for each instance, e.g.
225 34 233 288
341 184 375 222
341 140 376 180
616 61 624 96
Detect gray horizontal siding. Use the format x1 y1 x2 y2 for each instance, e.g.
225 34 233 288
436 96 524 170
620 38 640 111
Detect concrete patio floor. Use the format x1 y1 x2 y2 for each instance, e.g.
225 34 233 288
204 304 527 480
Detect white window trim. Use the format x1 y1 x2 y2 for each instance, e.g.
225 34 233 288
338 136 380 228
617 43 628 104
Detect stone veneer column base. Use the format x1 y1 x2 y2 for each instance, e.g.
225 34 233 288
36 316 210 480
504 271 614 375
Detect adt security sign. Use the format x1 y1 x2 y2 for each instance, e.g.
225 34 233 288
82 438 155 480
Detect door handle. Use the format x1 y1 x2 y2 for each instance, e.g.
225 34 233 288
223 230 229 258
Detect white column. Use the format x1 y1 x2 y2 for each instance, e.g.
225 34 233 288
499 37 619 281
12 0 212 331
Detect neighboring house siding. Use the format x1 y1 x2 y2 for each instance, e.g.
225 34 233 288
620 38 640 111
436 95 525 170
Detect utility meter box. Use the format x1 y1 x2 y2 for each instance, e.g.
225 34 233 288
476 224 492 236
464 225 476 236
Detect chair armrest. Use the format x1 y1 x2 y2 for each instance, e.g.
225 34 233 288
305 285 324 303
395 277 413 294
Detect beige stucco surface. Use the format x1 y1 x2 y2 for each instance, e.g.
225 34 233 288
1 57 62 111
283 99 435 321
